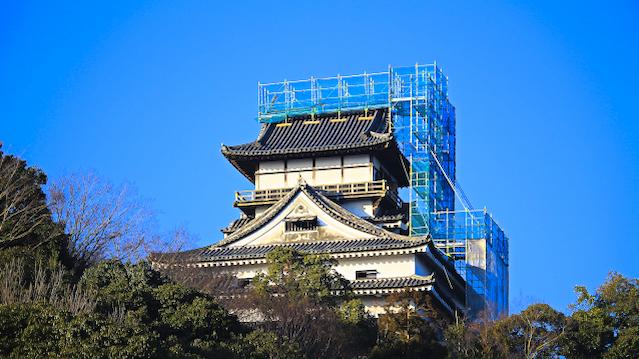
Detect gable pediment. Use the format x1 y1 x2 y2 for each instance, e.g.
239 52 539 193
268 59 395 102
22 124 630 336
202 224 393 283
227 191 376 247
214 179 405 249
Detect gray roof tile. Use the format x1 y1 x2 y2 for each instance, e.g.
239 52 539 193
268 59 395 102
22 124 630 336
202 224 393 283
349 275 435 289
222 109 390 158
184 237 431 262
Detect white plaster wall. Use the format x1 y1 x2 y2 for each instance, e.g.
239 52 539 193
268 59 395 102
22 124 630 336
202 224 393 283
287 159 313 171
343 166 371 183
343 154 370 166
254 155 378 189
255 205 269 217
258 173 285 189
259 160 285 173
234 263 270 279
286 171 313 187
315 156 341 169
341 199 374 217
315 168 341 185
335 254 417 280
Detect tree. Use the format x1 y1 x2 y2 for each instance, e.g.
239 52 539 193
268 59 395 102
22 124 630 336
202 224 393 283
0 144 57 249
244 247 376 359
0 144 70 274
493 303 566 358
444 310 506 359
251 247 350 307
48 171 156 267
373 289 448 359
562 272 639 359
80 259 247 358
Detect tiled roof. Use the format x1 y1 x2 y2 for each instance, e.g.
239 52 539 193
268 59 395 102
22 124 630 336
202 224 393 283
221 109 409 185
221 215 254 234
349 274 435 290
213 178 419 248
184 237 432 262
364 212 407 224
222 109 390 158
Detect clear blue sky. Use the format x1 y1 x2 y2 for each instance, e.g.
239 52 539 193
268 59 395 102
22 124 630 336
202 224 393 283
2 0 638 313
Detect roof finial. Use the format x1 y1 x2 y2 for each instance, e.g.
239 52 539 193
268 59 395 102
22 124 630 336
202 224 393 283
297 174 307 186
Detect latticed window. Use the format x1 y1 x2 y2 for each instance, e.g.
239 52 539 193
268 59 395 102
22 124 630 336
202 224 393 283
284 217 317 232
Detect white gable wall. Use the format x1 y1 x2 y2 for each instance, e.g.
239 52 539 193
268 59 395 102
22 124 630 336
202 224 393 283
228 191 376 247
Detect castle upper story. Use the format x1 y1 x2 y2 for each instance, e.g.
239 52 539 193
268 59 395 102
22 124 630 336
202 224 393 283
221 108 409 227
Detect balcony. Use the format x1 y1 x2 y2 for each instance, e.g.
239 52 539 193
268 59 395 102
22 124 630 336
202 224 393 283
234 180 403 208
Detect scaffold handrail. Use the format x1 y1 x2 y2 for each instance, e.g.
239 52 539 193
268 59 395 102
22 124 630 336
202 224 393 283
257 64 449 123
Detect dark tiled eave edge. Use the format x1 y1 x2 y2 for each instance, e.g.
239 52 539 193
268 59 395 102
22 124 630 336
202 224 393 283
349 274 435 290
185 237 432 262
222 137 392 158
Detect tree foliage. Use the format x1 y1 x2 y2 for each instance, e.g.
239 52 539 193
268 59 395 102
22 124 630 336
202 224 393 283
0 144 55 248
494 303 566 358
0 145 71 277
252 247 351 307
562 272 639 359
243 247 377 359
373 289 447 359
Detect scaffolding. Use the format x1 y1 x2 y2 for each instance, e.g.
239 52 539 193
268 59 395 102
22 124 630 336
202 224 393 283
432 209 509 315
257 63 509 315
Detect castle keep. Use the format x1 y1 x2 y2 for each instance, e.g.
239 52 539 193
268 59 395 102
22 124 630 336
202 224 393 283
182 64 508 316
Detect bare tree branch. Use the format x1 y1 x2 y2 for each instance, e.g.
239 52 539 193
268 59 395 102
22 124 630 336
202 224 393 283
48 171 156 266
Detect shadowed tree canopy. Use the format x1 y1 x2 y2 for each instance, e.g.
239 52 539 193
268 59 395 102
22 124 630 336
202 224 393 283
372 289 447 359
0 144 57 249
0 144 70 273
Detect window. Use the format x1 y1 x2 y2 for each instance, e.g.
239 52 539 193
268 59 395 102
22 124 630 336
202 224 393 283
237 278 252 288
356 270 377 280
285 216 317 232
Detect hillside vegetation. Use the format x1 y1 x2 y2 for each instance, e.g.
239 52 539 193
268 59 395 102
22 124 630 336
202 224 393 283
1 145 637 358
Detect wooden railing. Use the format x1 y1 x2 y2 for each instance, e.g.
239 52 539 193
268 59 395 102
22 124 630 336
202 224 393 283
234 180 403 208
